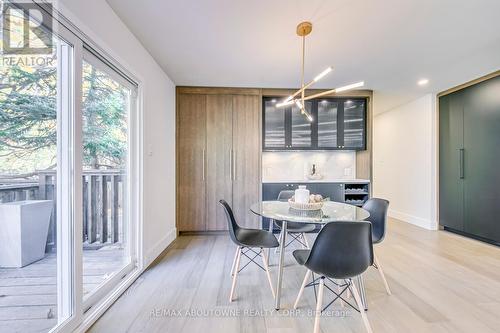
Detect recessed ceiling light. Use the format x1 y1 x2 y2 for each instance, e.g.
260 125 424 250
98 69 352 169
271 99 277 103
346 100 353 104
418 79 429 86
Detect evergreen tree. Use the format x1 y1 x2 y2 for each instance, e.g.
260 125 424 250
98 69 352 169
0 60 128 176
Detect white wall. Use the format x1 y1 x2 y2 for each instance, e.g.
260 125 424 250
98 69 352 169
373 94 437 230
59 0 176 265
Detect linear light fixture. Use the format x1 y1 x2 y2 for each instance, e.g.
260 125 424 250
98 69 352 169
276 22 365 122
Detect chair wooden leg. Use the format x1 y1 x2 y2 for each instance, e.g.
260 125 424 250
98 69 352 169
294 269 311 309
302 233 310 249
338 281 345 308
230 246 239 277
349 279 373 333
261 248 275 298
374 252 392 295
275 229 284 254
313 277 325 333
229 247 242 302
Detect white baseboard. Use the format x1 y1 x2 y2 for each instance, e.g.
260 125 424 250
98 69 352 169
144 227 177 267
388 209 437 230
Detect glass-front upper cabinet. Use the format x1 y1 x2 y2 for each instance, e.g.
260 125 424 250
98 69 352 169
264 99 286 148
290 101 313 148
317 100 339 148
342 99 366 149
263 97 366 151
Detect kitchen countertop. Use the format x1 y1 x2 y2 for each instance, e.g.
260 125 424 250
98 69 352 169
262 179 370 184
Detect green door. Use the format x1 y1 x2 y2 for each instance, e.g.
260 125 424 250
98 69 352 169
439 91 464 231
463 76 500 242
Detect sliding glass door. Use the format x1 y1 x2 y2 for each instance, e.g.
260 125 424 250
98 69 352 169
0 4 77 332
81 50 137 306
0 2 140 332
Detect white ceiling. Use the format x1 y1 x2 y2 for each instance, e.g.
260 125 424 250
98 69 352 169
107 0 500 113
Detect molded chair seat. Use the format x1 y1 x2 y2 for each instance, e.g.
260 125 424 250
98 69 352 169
235 228 279 248
293 221 374 333
219 199 278 303
274 220 316 233
292 249 310 265
362 198 392 295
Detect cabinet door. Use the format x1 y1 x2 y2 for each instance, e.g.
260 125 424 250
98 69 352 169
177 94 207 231
232 95 261 228
206 95 233 231
262 183 292 201
263 98 286 149
341 99 366 149
315 183 344 202
317 100 339 149
290 101 313 148
463 76 500 242
439 92 465 231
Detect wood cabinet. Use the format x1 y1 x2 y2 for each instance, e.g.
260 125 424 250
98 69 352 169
177 94 207 231
232 95 261 228
263 97 367 151
206 95 233 231
176 89 261 232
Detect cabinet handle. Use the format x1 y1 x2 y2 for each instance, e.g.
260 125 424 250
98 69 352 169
459 148 464 179
232 149 236 181
202 149 206 181
229 149 233 180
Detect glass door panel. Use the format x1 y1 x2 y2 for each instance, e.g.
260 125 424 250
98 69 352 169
291 101 313 147
343 100 365 149
0 5 74 332
317 100 339 148
81 53 135 301
264 99 286 148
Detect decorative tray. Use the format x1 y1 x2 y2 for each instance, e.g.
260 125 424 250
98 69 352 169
288 199 324 211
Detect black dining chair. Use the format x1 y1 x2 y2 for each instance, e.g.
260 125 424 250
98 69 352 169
293 221 374 333
219 200 279 302
273 190 316 252
362 198 391 295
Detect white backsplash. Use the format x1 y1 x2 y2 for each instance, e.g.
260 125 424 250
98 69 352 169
262 151 357 182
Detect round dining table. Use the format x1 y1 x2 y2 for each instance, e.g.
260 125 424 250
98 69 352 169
250 200 370 310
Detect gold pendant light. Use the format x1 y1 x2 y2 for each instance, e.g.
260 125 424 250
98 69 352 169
277 21 364 122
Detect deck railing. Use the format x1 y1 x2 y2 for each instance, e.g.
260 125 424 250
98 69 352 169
0 169 124 251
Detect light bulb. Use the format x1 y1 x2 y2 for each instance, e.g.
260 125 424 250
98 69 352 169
335 81 364 93
313 67 333 82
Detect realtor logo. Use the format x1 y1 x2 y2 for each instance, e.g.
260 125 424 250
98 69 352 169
2 1 53 54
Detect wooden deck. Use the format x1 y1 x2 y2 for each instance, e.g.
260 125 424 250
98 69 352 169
0 247 126 333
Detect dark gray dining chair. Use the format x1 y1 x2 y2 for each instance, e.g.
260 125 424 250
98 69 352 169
274 190 316 252
362 198 391 295
219 200 279 302
293 221 374 333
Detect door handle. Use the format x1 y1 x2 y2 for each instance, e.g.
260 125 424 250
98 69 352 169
202 149 206 181
459 148 464 179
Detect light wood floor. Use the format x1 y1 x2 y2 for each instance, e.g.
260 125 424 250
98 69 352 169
89 219 500 333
